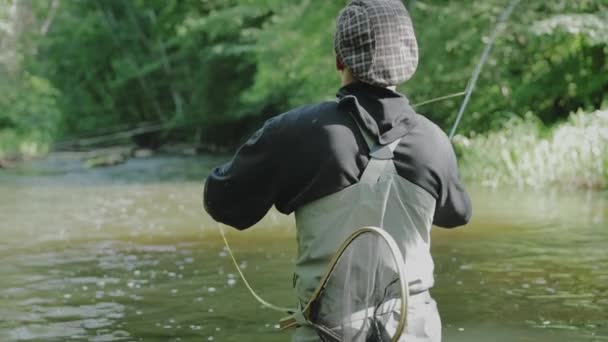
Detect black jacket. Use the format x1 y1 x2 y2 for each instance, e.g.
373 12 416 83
204 82 472 229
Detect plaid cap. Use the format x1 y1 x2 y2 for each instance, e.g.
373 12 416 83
334 0 418 87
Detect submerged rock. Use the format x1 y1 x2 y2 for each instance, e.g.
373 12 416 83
134 149 154 158
159 144 198 156
85 153 127 168
0 154 22 169
84 147 133 168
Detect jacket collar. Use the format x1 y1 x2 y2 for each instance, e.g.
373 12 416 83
336 81 415 145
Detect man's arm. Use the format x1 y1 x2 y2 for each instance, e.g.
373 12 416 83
203 117 283 230
432 143 472 228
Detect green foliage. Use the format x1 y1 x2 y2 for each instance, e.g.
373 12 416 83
3 0 607 156
402 1 608 133
455 110 608 190
242 1 345 112
0 1 61 158
31 0 270 141
0 71 61 157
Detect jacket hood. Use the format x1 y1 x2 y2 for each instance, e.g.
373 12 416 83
336 81 416 145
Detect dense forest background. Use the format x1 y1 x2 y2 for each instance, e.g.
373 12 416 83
1 0 607 187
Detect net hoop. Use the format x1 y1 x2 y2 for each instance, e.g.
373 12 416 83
281 226 409 342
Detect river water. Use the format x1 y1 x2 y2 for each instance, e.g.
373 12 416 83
1 154 606 341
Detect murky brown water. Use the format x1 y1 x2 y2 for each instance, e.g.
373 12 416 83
1 154 607 341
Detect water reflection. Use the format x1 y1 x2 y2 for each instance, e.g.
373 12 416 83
0 155 606 341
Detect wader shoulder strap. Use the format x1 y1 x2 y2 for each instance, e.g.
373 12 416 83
348 112 401 183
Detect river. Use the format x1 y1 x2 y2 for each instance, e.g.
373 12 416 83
1 154 606 341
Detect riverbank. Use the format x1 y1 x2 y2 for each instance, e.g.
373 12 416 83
0 135 49 168
0 143 228 170
3 109 607 191
455 109 608 190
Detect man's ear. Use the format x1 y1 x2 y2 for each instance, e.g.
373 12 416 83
336 55 345 71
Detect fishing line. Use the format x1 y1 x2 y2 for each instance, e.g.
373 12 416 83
413 91 466 107
449 0 521 139
216 224 292 313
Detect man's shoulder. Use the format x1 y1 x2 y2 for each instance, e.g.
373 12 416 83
410 113 451 146
267 100 341 134
393 112 456 198
279 100 340 121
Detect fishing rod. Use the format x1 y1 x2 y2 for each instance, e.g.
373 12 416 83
216 0 521 314
449 0 521 139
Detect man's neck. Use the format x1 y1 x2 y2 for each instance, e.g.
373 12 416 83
340 69 396 91
342 79 397 92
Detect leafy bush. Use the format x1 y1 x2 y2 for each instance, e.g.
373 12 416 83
0 0 61 158
4 0 607 152
455 110 608 190
402 1 608 134
30 0 270 143
0 71 61 157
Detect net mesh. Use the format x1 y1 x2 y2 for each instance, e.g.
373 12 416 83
307 229 407 342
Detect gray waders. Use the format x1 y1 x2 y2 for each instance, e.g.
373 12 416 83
291 112 442 341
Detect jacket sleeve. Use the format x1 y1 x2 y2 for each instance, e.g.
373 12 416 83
203 117 283 230
432 143 472 228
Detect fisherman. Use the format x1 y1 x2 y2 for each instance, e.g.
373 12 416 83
203 0 471 341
